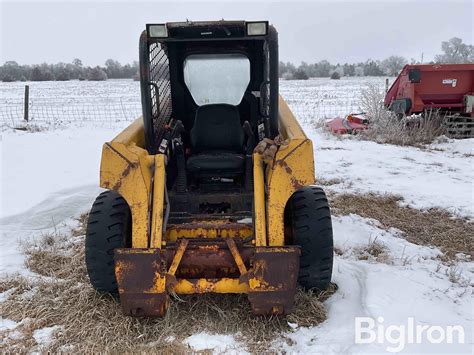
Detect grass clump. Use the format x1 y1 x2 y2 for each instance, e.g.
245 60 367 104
358 83 447 146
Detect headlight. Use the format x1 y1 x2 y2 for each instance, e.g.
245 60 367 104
246 21 268 36
147 24 168 38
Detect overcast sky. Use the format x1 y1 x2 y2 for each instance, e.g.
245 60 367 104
0 0 472 66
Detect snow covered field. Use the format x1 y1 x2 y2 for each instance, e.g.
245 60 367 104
0 77 388 126
0 78 472 353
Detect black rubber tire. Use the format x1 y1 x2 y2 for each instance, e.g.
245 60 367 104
289 186 334 290
85 190 131 294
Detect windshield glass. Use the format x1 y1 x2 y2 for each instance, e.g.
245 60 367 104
183 53 250 106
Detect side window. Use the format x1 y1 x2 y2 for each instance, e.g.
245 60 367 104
183 54 250 106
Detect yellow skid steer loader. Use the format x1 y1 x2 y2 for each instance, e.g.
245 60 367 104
85 20 333 316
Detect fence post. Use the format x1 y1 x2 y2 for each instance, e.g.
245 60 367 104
24 85 29 122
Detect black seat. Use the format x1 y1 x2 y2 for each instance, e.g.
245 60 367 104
187 104 245 177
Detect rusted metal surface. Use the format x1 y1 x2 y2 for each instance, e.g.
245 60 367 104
114 248 168 317
253 152 267 247
150 154 166 248
266 139 315 246
167 239 189 275
164 241 254 279
114 242 301 317
100 119 158 249
225 238 248 277
247 246 300 315
165 239 188 289
261 97 316 247
166 220 252 241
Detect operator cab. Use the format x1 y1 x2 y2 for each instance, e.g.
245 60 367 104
139 21 279 214
184 53 250 177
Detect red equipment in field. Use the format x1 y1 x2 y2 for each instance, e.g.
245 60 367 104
385 64 474 137
325 113 369 135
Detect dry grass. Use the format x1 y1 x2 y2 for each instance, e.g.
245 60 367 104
353 237 390 263
358 84 447 146
10 122 52 133
316 177 343 186
0 215 335 353
330 193 473 260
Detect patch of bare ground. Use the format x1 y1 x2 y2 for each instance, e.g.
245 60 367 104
0 215 336 353
329 193 473 260
316 177 343 186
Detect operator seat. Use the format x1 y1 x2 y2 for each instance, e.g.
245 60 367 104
187 104 245 177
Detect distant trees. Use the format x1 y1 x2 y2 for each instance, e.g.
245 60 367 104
330 71 341 80
278 37 473 80
343 63 356 76
380 56 408 76
1 36 472 82
434 37 474 64
0 59 139 82
279 61 296 79
31 65 54 81
314 60 331 77
293 68 309 80
279 58 388 79
1 61 22 82
363 60 385 76
88 67 108 81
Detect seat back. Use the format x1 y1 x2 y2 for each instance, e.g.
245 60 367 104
190 104 245 153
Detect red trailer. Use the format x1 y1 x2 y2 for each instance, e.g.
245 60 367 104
385 64 474 137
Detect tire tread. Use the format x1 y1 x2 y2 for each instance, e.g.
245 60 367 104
85 190 131 294
290 186 334 290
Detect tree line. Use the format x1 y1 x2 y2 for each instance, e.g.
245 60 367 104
280 37 473 80
0 37 472 82
0 59 139 82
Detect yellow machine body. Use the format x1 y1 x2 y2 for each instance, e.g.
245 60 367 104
99 97 315 315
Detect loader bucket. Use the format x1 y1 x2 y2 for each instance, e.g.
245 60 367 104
114 243 300 316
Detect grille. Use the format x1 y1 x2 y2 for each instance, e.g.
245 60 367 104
148 42 172 145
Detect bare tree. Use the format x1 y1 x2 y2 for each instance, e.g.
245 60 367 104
381 56 407 76
434 37 474 64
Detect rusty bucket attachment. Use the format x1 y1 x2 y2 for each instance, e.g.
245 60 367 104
114 249 168 317
247 246 300 315
114 243 300 317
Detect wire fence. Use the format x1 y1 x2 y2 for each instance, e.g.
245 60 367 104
0 97 142 127
279 81 368 126
287 98 363 126
0 86 367 128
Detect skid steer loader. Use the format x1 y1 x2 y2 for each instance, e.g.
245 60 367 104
85 20 334 316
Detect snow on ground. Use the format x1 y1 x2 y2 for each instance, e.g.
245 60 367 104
0 123 128 276
307 128 474 218
184 332 245 353
277 215 472 354
0 318 17 332
33 325 63 347
0 78 473 353
1 121 471 353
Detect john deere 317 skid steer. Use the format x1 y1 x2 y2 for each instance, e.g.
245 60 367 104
85 20 334 316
